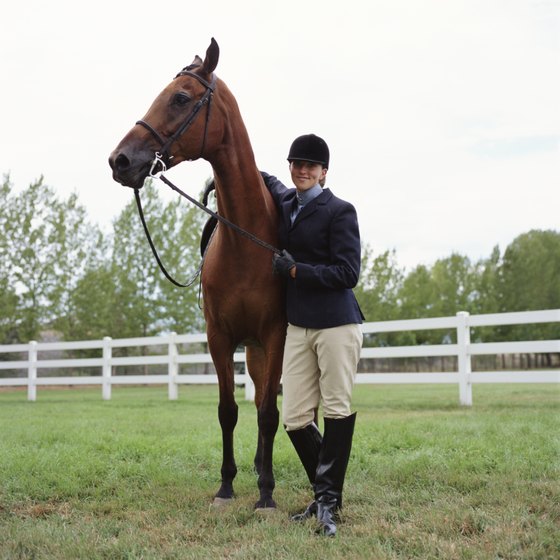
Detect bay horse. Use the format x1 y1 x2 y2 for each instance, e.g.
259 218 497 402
108 38 286 509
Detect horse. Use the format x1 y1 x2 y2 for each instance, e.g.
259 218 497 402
108 38 287 510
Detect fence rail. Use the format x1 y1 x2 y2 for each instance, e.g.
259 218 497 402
0 310 558 406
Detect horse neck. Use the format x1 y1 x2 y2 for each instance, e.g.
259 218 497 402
209 111 275 231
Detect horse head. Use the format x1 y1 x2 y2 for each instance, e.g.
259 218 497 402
109 38 221 189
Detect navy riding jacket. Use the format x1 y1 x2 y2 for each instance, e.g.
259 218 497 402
262 172 364 329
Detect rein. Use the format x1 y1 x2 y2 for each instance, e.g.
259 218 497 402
133 67 281 288
134 188 202 288
135 174 281 288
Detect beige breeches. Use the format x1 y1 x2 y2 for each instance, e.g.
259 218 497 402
281 323 363 431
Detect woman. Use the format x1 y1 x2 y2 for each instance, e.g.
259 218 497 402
262 133 364 537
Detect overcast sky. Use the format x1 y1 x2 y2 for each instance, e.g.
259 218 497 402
1 0 558 270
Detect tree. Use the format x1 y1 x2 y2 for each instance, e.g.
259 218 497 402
397 264 438 344
470 246 501 342
499 230 560 312
111 184 162 338
155 193 207 334
0 276 18 344
109 181 208 337
355 246 403 323
430 253 477 317
355 246 403 347
0 177 18 343
497 230 560 341
2 177 101 341
63 237 116 342
398 264 437 319
472 245 501 315
49 195 105 338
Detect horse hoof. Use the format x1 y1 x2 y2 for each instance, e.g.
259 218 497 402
254 498 277 511
212 497 234 507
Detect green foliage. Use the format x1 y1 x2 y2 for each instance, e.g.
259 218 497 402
430 253 477 316
1 173 559 345
111 183 163 337
0 276 18 343
497 230 560 341
398 264 437 319
357 232 560 345
110 181 206 337
0 176 208 344
154 189 208 334
499 230 560 312
69 262 117 341
355 246 403 323
0 175 101 342
473 245 501 314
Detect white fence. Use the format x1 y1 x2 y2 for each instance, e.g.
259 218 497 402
0 310 558 406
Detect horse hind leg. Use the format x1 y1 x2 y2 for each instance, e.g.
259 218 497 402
247 347 266 476
246 345 281 510
255 398 279 509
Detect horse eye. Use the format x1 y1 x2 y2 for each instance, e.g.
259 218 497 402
173 93 191 107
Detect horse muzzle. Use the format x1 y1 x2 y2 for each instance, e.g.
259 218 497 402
108 148 152 190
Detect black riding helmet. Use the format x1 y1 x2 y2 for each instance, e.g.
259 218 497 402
287 134 330 169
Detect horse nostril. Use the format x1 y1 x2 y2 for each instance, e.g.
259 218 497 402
114 153 130 171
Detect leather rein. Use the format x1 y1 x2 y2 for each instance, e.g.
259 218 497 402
133 68 281 288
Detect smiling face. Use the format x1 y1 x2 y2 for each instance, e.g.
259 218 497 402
289 160 327 191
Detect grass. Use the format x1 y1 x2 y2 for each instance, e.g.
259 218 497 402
0 384 558 559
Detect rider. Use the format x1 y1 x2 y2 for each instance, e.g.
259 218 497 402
262 133 364 537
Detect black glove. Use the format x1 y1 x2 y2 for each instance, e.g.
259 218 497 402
272 250 295 278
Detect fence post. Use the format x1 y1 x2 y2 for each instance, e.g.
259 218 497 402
102 337 112 400
456 311 472 406
244 351 255 401
28 340 37 402
168 332 179 400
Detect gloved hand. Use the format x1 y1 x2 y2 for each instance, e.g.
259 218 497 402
272 250 296 278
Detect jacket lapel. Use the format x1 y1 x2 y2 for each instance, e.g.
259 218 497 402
281 195 296 229
291 189 332 227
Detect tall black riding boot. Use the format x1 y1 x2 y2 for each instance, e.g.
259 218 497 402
286 423 322 521
314 413 356 537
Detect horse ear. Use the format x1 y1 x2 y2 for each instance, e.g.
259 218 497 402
201 38 219 75
189 55 203 68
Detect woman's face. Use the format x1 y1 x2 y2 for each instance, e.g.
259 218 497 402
289 160 327 191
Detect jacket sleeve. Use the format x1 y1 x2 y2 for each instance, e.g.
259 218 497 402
261 171 288 208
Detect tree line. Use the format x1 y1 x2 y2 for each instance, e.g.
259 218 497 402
2 175 559 347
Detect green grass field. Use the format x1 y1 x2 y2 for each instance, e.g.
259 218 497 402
0 384 558 559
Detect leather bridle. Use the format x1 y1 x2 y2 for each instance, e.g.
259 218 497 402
136 69 217 177
130 66 281 288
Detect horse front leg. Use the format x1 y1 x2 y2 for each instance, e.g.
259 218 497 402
215 393 238 502
210 343 239 504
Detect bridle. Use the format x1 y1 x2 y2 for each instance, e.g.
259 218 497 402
131 67 281 289
136 68 217 177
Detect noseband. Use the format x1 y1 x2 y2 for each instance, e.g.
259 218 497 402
136 70 217 176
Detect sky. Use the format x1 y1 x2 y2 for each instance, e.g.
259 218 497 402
1 0 559 270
